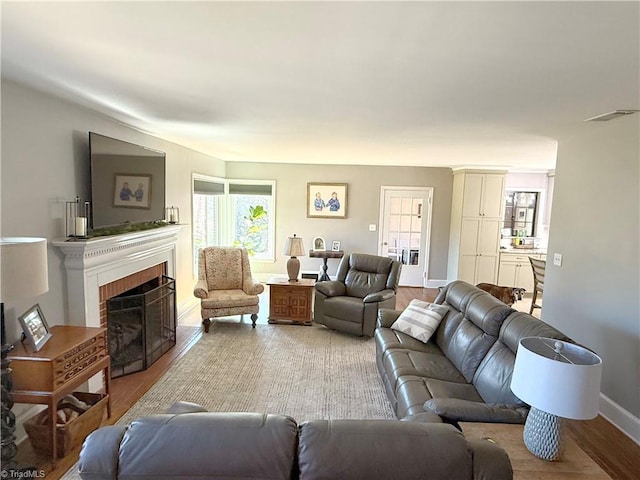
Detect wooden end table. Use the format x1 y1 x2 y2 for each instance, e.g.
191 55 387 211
459 422 610 479
8 326 111 467
309 250 344 281
267 277 315 325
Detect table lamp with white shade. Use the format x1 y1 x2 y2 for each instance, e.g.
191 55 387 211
510 336 602 461
0 237 49 471
283 234 305 282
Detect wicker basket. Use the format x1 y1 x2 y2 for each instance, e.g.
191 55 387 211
24 392 107 458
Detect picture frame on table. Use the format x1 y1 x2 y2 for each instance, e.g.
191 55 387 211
18 303 52 352
331 241 341 252
306 183 348 218
113 173 152 209
313 237 326 251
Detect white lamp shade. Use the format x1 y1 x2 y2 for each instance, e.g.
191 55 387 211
0 237 49 301
510 337 602 420
283 235 305 257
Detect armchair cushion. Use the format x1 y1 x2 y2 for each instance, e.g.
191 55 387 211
391 300 449 343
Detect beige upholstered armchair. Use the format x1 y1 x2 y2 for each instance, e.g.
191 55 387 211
314 253 401 337
194 247 265 332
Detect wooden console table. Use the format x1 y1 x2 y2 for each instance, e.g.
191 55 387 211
8 326 111 467
460 422 610 479
309 250 344 281
267 277 315 325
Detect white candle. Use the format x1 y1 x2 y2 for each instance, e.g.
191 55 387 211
169 212 176 223
75 217 87 237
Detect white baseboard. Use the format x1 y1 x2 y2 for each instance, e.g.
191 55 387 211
178 296 200 320
599 393 640 445
425 279 448 289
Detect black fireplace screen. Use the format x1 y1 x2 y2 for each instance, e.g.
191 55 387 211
107 275 176 378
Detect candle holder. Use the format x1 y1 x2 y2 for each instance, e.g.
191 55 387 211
66 196 90 238
166 206 180 224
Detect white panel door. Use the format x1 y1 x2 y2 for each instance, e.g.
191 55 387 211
379 187 433 286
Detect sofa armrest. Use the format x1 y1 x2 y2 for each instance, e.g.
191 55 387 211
468 438 514 480
78 425 127 480
424 398 528 424
315 280 346 297
377 308 402 328
363 289 395 303
194 280 208 299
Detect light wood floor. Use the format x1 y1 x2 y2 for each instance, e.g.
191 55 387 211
23 287 639 480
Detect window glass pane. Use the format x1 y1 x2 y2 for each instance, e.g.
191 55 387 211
193 193 221 274
231 194 271 259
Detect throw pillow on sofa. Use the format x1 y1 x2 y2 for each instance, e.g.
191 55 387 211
390 299 449 343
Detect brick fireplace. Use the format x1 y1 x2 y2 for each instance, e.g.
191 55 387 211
53 225 181 328
53 226 181 385
99 263 167 328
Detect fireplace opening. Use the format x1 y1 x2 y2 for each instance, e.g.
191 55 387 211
107 275 176 378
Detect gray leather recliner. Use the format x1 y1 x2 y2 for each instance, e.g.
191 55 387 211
314 253 401 337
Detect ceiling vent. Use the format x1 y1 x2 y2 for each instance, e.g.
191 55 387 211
585 110 639 122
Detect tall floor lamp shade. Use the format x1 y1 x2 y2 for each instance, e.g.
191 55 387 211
510 336 602 461
0 237 49 471
283 234 305 282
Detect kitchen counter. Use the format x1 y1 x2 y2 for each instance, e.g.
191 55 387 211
500 248 547 255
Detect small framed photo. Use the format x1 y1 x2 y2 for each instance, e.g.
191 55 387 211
113 173 152 209
18 304 52 352
331 241 341 252
313 236 326 251
307 183 348 218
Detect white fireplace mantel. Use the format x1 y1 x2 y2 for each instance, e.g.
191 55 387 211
53 225 182 328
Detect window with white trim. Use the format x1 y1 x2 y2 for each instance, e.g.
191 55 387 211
192 175 275 274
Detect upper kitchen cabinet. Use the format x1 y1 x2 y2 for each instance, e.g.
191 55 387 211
461 173 506 218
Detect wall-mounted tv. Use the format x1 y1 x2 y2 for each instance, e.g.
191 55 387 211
89 132 166 229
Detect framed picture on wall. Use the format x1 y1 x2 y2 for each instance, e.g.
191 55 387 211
113 174 152 209
307 183 348 218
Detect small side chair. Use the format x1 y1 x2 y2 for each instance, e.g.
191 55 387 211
194 247 264 332
529 256 546 315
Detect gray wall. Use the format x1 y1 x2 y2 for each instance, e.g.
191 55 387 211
225 162 453 281
544 114 639 429
0 79 225 342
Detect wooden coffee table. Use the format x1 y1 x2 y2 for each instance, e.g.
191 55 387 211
459 422 611 479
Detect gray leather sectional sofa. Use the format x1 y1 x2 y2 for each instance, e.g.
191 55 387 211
78 402 513 480
376 280 570 425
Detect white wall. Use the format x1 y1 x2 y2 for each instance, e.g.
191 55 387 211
544 114 640 441
0 79 225 343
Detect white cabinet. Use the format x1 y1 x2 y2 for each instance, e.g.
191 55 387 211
461 173 505 219
448 171 506 284
498 252 547 292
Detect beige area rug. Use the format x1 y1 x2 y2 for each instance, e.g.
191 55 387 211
62 321 394 479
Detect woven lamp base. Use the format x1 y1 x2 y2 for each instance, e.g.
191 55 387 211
523 407 565 461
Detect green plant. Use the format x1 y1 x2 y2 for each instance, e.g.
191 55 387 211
233 205 268 256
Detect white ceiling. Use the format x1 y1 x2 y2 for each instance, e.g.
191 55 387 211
2 1 638 170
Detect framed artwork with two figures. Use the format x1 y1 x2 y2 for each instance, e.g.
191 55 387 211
307 183 347 218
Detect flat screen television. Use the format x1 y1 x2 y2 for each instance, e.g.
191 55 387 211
89 132 166 229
